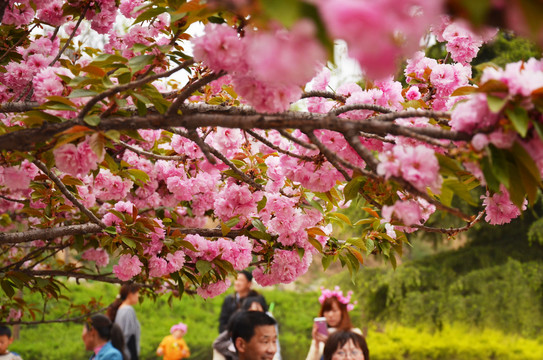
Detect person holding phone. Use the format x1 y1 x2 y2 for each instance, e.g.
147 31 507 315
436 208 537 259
305 287 361 360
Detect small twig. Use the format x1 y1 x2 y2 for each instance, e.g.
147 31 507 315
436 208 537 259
1 306 110 326
77 59 195 121
245 130 314 161
411 211 484 235
277 129 317 150
304 131 352 182
0 194 26 204
371 109 451 122
344 129 379 172
33 161 106 228
119 141 187 161
169 127 216 164
0 24 38 64
166 71 225 116
49 4 89 67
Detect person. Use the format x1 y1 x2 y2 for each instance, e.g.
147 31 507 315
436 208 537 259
0 325 23 360
322 331 369 360
231 311 277 360
306 287 361 360
218 271 266 333
82 314 125 360
213 297 281 360
107 284 141 360
156 322 190 360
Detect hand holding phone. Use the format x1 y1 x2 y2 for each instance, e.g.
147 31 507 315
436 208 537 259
314 317 328 336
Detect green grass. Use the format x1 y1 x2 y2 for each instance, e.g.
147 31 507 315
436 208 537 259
7 281 543 360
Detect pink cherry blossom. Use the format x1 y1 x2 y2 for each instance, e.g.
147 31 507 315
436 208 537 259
113 254 143 281
148 256 169 277
196 278 231 299
482 185 524 225
166 251 186 273
81 248 109 267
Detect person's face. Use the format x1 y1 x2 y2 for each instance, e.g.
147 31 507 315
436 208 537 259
248 302 264 312
0 335 13 355
172 329 185 339
127 290 139 305
323 301 342 328
81 326 97 351
236 325 277 360
234 274 251 294
331 339 365 360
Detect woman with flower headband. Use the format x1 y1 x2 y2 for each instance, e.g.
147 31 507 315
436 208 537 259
305 287 361 360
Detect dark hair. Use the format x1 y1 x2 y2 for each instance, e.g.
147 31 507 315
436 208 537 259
0 325 12 338
323 331 369 360
241 296 268 312
231 311 276 352
319 296 352 331
86 314 126 359
239 270 253 282
107 284 140 322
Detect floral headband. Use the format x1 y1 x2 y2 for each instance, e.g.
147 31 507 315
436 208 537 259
319 286 356 312
170 322 188 334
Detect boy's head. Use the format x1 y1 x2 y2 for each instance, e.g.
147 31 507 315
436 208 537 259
170 322 187 338
0 326 13 355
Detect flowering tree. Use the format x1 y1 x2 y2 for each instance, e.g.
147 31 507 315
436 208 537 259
1 0 543 324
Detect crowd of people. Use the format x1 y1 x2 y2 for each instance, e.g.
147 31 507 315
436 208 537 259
0 270 369 360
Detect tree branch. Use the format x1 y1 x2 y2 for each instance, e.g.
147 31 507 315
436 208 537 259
301 91 346 103
19 269 125 284
0 223 103 244
49 4 89 67
77 59 195 121
411 211 484 235
304 131 352 181
119 141 187 161
245 129 314 161
331 103 393 116
33 160 107 228
1 306 110 326
0 102 39 113
277 129 317 150
166 71 225 116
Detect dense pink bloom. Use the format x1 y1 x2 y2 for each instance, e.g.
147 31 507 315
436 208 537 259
166 251 186 273
119 0 145 18
54 137 103 176
406 86 422 100
192 24 247 73
207 128 244 158
148 256 169 277
247 20 326 87
319 0 443 79
37 0 66 26
81 248 109 267
113 254 143 281
233 76 302 113
94 169 133 201
0 160 38 190
196 278 231 299
382 199 423 226
253 250 312 286
2 0 35 26
7 308 22 322
450 94 498 133
214 182 262 223
480 58 543 97
482 185 524 225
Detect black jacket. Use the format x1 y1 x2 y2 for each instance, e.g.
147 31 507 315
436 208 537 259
218 290 264 333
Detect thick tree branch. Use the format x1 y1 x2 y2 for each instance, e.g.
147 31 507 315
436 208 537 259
19 269 125 284
33 160 107 228
344 129 379 172
0 102 39 113
1 306 109 326
331 103 393 116
0 110 472 151
411 211 484 235
0 194 26 204
0 223 103 244
301 91 346 103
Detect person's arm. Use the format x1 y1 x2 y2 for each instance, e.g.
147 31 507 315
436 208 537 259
218 296 233 333
156 337 167 357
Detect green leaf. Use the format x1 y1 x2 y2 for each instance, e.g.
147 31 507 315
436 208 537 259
505 162 526 209
68 89 98 98
365 238 375 255
487 95 507 113
321 255 333 270
91 54 127 67
225 216 240 228
128 55 155 73
122 237 137 249
251 219 267 233
126 168 150 184
488 145 510 187
442 178 478 206
104 226 117 235
196 260 212 275
61 175 84 186
83 115 101 126
331 212 352 226
451 86 477 96
481 156 501 192
506 106 530 137
257 196 267 212
134 7 167 24
343 176 363 202
1 280 15 298
220 222 230 236
260 0 302 28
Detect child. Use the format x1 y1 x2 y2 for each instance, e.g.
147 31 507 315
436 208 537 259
0 326 23 360
156 322 190 360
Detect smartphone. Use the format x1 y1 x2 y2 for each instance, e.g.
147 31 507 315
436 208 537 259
314 317 328 336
